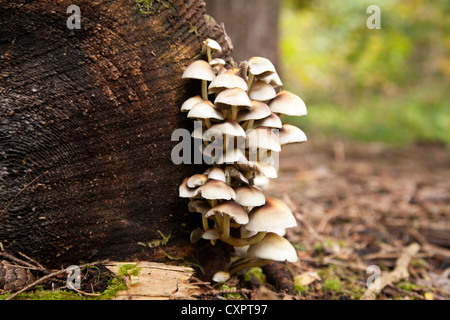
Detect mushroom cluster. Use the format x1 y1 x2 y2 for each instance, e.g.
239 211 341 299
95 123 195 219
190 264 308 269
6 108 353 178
179 39 307 274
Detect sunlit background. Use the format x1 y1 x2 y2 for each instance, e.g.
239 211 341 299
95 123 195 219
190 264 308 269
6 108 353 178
280 0 449 145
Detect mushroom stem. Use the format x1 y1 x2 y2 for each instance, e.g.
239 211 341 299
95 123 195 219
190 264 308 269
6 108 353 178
206 47 212 63
246 73 254 93
202 80 208 100
221 215 230 239
229 258 271 275
231 105 238 121
219 231 267 247
245 119 255 131
204 118 211 129
201 213 209 231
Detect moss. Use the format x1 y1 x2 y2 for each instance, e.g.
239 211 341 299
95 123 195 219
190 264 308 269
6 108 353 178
243 267 266 285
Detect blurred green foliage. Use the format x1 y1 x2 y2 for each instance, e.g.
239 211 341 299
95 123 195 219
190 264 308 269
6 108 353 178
280 0 450 144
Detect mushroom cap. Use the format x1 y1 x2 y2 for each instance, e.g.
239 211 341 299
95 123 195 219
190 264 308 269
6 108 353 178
245 198 297 232
208 72 248 94
203 119 246 141
236 100 271 122
205 200 249 225
202 38 222 53
190 228 204 243
248 80 277 101
187 173 208 188
253 112 282 129
187 100 224 121
246 127 281 152
212 271 230 283
235 160 278 179
224 166 249 185
261 72 283 88
216 148 248 165
181 95 204 112
179 177 200 198
235 185 266 207
182 60 216 81
209 58 226 66
214 87 252 110
248 57 276 78
247 232 298 263
197 180 236 200
188 199 211 215
206 167 227 183
269 90 307 117
202 228 220 240
279 124 307 146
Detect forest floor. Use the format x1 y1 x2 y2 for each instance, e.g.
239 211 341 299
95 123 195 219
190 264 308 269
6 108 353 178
1 138 449 300
251 138 450 300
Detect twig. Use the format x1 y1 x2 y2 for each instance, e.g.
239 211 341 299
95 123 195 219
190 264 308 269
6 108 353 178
0 171 49 220
6 261 99 300
360 242 421 300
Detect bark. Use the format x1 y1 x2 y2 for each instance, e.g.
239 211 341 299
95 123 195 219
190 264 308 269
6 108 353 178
204 0 282 69
0 0 232 277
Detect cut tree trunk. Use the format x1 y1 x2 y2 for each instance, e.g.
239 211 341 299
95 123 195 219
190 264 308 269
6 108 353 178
0 0 233 279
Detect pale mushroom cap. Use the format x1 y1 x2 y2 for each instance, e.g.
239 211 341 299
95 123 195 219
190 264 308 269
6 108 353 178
209 58 226 66
190 228 204 243
182 60 216 81
254 161 278 179
246 127 281 152
212 271 230 283
188 199 211 215
187 173 208 188
203 39 222 52
205 200 249 225
224 166 249 184
217 148 248 165
236 100 271 122
245 198 297 232
248 80 277 101
214 87 252 110
248 57 277 78
203 120 246 141
179 177 200 198
247 232 298 263
253 112 282 129
208 72 248 93
235 185 266 207
269 90 307 117
181 95 204 112
187 100 224 121
202 228 220 240
198 180 236 200
279 124 307 146
207 167 227 183
261 72 283 88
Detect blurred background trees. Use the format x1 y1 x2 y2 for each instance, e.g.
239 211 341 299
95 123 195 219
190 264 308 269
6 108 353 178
206 0 450 145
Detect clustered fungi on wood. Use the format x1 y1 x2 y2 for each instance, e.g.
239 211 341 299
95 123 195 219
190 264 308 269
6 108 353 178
179 39 307 277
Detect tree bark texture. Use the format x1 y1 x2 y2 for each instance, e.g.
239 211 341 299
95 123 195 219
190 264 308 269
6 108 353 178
204 0 282 69
0 0 233 276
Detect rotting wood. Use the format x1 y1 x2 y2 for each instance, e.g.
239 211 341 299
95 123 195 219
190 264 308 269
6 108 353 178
105 261 203 300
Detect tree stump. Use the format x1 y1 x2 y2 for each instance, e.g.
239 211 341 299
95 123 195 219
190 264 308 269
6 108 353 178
0 0 233 278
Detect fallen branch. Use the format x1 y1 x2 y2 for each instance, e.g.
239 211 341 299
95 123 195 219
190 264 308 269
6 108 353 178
360 242 420 300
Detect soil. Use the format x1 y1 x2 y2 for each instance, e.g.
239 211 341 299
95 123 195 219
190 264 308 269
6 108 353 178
1 138 449 300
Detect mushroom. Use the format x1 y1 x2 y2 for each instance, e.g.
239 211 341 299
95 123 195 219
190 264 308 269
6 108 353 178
180 95 203 112
237 100 271 130
246 127 281 154
187 173 208 188
179 177 200 198
187 100 224 129
224 165 249 185
253 112 282 129
269 90 307 118
203 119 246 156
247 57 277 92
182 60 216 100
247 232 298 263
205 200 249 240
214 87 252 121
248 80 277 102
206 167 227 183
229 233 298 274
202 39 222 63
261 72 283 88
197 180 236 203
279 123 307 147
208 71 248 94
212 271 230 283
234 185 266 208
245 198 297 234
